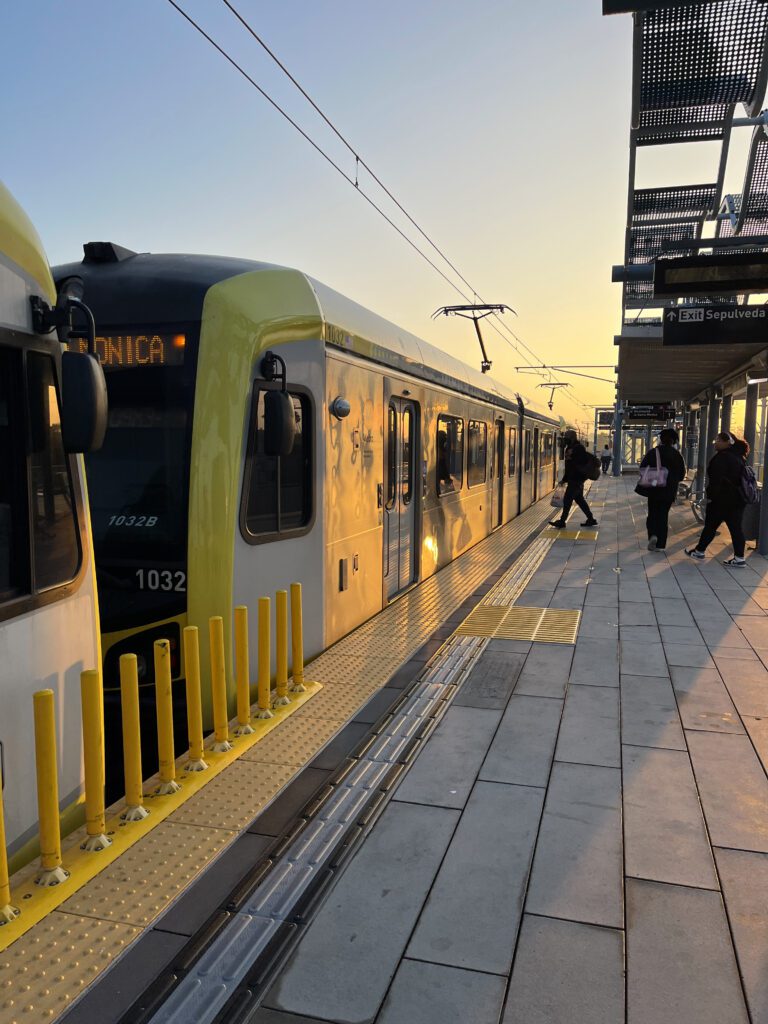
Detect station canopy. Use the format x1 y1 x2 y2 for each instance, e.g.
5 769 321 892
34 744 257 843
612 0 768 405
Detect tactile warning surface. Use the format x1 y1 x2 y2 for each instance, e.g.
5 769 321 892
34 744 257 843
169 761 295 831
0 913 139 1023
541 527 598 541
240 717 346 766
59 822 234 927
456 605 581 644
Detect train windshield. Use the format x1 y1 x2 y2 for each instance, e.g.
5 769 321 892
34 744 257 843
84 331 194 631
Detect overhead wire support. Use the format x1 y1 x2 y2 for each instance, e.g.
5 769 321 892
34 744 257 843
433 304 514 374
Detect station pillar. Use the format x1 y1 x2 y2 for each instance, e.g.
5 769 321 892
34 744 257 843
612 401 623 476
685 408 697 468
721 394 732 435
696 401 709 493
706 396 720 461
645 424 653 451
759 439 768 556
744 382 759 469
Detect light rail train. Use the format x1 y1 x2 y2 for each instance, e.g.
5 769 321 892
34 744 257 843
53 246 560 780
0 183 106 861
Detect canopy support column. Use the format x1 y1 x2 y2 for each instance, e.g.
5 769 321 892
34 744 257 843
759 439 768 556
744 383 759 469
721 394 732 435
696 401 710 494
612 401 623 477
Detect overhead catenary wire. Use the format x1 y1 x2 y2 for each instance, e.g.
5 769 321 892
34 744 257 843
165 0 597 412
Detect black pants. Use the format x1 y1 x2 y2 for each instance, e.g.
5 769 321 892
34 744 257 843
601 457 611 474
646 496 674 549
696 499 746 558
560 480 593 522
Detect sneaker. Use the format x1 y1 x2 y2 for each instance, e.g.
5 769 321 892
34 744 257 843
549 520 566 529
581 519 598 527
723 556 747 567
648 536 657 551
685 548 705 560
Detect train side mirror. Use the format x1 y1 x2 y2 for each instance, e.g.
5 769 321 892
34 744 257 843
264 389 295 456
61 351 108 452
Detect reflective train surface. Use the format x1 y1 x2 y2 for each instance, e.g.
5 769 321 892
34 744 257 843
54 245 561 774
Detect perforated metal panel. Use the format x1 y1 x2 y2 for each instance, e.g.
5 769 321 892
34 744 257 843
632 184 717 223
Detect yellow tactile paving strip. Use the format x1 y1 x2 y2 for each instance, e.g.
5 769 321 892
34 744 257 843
541 527 598 541
0 493 557 1023
455 604 581 644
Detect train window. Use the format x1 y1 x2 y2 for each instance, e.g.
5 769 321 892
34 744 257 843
402 406 413 504
524 430 532 472
542 433 553 467
386 403 397 508
26 353 81 591
242 387 312 540
0 348 26 601
437 415 463 494
467 420 487 487
508 427 517 476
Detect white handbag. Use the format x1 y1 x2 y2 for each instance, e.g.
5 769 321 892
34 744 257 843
638 447 668 489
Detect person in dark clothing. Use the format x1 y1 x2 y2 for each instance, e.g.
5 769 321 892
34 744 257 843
601 445 612 474
638 428 686 551
686 432 749 567
550 429 597 528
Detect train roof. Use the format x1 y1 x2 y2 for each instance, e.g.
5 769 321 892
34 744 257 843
53 246 559 425
0 181 56 330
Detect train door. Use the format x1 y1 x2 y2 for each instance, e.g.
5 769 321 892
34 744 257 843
533 427 540 501
494 420 504 527
384 397 418 599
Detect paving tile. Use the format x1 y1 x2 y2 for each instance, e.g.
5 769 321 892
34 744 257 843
385 660 425 689
621 641 668 678
712 647 761 663
353 687 406 725
626 878 749 1024
659 624 705 645
733 614 768 648
516 589 553 607
584 585 619 608
649 577 684 599
621 625 661 643
407 782 543 974
549 587 586 609
623 746 717 889
556 685 620 768
526 762 623 928
454 650 525 710
264 802 459 1023
309 722 371 771
686 732 768 853
696 621 751 650
487 638 532 654
716 590 766 616
743 715 768 768
560 569 593 588
503 915 625 1024
248 768 332 837
620 674 685 751
663 644 715 668
378 959 506 1024
653 598 696 628
570 636 619 687
620 603 658 626
480 695 562 786
669 666 744 734
715 657 768 717
59 929 188 1024
714 848 768 1024
619 580 652 603
515 643 574 699
394 706 501 809
578 605 620 639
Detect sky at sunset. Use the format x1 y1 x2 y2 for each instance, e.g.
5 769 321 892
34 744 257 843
0 2 757 431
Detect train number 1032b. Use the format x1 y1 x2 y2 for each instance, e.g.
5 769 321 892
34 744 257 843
135 569 186 592
109 515 159 527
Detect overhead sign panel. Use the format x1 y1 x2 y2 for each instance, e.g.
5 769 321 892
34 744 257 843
624 404 676 420
663 304 768 346
654 251 768 297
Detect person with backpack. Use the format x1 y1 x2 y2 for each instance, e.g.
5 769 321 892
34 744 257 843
686 432 754 567
549 429 598 528
637 428 686 551
601 445 612 474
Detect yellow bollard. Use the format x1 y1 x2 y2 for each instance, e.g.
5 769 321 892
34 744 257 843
209 617 233 751
183 627 209 770
234 606 255 735
33 689 69 886
154 640 181 794
290 582 306 692
255 596 274 719
0 767 19 923
120 654 150 820
80 670 111 851
274 590 291 707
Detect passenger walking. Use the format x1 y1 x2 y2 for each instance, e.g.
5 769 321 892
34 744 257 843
601 444 612 474
686 432 750 567
550 429 597 528
637 428 686 551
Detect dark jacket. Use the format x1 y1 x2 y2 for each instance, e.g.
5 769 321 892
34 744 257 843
639 444 686 501
562 441 590 483
706 448 746 506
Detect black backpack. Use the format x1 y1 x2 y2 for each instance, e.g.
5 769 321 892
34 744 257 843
584 453 602 481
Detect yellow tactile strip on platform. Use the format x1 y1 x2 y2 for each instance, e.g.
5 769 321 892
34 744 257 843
456 605 581 644
0 913 140 1023
169 762 296 832
541 527 598 541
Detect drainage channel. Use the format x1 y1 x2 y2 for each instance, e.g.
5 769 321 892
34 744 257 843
143 534 554 1024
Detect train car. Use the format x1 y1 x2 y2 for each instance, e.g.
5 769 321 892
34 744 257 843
53 246 559 771
0 183 106 865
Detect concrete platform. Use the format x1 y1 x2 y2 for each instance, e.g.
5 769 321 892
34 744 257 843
258 476 768 1024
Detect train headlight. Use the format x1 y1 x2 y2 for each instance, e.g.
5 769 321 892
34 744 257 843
330 396 351 419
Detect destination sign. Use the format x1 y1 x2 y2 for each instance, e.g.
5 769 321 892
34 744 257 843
598 411 614 427
74 332 186 369
654 252 768 297
663 305 768 346
624 404 675 421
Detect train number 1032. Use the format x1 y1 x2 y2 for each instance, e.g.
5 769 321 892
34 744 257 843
109 515 159 527
135 569 186 592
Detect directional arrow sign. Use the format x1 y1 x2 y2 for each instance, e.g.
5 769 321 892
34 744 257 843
663 304 768 346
